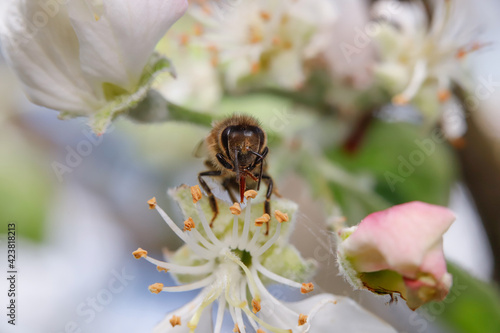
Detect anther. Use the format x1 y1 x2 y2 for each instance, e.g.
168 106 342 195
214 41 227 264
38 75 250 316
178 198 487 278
148 197 157 209
183 217 196 231
132 248 147 259
274 210 289 223
148 283 164 294
191 185 203 204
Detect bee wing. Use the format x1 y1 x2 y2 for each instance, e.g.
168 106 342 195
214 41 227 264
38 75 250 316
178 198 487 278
192 138 209 158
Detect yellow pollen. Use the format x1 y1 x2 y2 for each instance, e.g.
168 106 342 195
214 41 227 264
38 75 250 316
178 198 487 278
301 282 314 294
260 11 271 21
252 298 261 313
392 94 408 105
438 90 451 103
257 330 265 333
298 314 308 326
272 37 281 46
148 283 164 294
180 34 190 46
255 214 270 227
191 185 203 204
169 315 181 327
230 202 242 215
94 14 100 21
244 190 258 199
183 217 196 231
274 210 289 223
157 266 169 273
233 323 241 332
249 26 263 44
194 23 204 36
148 197 157 209
132 248 147 259
251 62 260 74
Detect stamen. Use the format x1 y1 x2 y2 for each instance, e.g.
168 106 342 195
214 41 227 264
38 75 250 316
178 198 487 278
244 190 258 199
230 202 242 215
145 256 214 275
301 282 314 294
233 324 241 333
148 197 157 209
438 90 451 103
157 266 169 273
148 283 164 294
251 267 300 320
191 185 203 204
252 298 261 313
195 202 224 247
274 210 289 223
214 297 226 333
392 59 428 105
132 248 147 259
191 229 219 252
246 226 263 254
239 198 253 249
169 315 181 327
254 260 302 290
231 214 239 248
298 314 308 326
260 11 271 21
240 305 293 333
306 295 340 329
223 250 261 301
252 222 281 257
184 217 196 231
188 283 223 331
255 214 270 227
161 274 215 292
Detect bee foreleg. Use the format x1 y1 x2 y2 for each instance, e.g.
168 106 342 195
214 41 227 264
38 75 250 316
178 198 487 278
262 174 274 236
198 170 222 227
216 153 233 170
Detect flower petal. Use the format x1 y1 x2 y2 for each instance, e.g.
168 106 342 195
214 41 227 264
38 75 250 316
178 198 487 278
343 201 455 277
287 294 396 333
0 0 102 114
67 0 188 91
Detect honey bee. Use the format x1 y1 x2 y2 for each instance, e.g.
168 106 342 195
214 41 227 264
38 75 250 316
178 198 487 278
197 114 274 233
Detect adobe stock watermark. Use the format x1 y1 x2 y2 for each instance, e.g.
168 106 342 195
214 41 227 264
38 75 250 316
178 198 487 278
340 1 401 64
56 267 135 333
385 74 500 191
51 125 114 182
8 0 100 51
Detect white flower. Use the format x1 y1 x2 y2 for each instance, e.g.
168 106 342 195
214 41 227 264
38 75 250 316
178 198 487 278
316 0 376 90
372 0 479 121
0 0 188 134
134 185 396 333
190 0 337 91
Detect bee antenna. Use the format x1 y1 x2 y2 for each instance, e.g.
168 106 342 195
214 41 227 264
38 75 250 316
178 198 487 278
249 150 263 158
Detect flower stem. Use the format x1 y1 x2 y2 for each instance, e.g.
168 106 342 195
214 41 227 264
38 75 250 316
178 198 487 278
168 102 214 127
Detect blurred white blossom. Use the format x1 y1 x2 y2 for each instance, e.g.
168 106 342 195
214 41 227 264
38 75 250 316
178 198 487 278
372 0 479 123
190 0 337 91
0 0 188 134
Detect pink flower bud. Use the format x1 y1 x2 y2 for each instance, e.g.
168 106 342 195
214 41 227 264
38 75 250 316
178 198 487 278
337 201 455 310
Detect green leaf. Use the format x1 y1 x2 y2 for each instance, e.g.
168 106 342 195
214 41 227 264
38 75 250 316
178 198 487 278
326 119 457 223
425 263 500 333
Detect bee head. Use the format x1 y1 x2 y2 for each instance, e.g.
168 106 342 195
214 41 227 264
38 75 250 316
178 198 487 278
221 125 265 170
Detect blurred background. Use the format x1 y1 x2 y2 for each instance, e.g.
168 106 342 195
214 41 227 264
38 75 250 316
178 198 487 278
1 0 500 332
